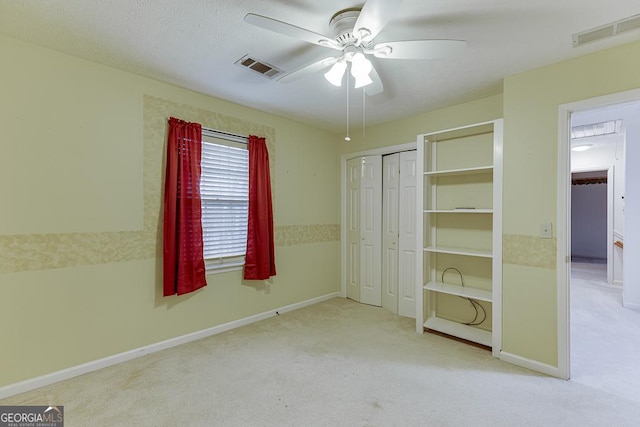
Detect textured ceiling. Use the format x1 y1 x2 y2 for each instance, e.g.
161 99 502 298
1 0 640 133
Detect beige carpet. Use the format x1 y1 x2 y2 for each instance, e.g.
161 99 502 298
2 297 640 426
571 262 640 402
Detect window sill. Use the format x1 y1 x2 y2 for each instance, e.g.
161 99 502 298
205 260 244 275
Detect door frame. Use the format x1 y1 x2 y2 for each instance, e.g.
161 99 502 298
557 88 640 380
341 141 416 298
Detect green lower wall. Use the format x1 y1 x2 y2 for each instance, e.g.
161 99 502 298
502 264 557 365
1 243 338 386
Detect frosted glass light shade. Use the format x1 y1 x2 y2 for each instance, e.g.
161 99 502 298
324 61 347 86
354 74 373 88
350 53 373 88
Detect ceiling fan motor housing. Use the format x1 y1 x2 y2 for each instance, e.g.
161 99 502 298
329 8 363 46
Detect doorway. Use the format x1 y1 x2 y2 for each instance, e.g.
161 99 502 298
560 94 640 402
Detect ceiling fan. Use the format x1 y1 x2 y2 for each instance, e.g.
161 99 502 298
244 0 467 95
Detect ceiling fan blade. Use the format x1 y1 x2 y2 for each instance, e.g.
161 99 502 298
372 40 467 59
354 0 405 42
244 13 342 51
364 63 383 96
278 57 340 83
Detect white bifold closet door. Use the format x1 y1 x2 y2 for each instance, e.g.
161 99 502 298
347 155 382 306
346 151 416 317
382 151 417 317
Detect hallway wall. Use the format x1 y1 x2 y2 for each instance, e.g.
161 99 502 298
571 176 607 260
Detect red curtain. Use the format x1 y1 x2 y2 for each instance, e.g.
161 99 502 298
163 117 207 296
244 135 276 280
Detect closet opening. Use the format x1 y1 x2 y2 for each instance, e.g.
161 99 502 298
340 142 417 318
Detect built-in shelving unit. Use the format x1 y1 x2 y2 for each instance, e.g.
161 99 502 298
416 120 503 357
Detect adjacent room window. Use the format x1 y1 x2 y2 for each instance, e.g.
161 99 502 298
200 130 249 272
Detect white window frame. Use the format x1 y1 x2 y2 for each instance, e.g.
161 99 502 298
200 129 249 273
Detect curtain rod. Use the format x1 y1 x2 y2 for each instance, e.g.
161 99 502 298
202 126 248 145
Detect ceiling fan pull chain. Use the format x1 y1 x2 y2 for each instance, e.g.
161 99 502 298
345 71 351 141
362 87 366 139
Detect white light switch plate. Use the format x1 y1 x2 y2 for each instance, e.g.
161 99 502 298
540 222 553 238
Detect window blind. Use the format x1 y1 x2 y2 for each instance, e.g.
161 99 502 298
200 139 249 266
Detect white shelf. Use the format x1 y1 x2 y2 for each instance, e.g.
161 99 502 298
423 281 492 302
423 246 492 258
424 209 493 214
424 165 493 177
424 317 492 347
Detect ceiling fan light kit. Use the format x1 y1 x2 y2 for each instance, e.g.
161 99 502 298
353 73 373 89
324 60 347 86
350 52 373 88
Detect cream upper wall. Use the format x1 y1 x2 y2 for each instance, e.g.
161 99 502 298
503 39 640 236
0 34 340 232
273 119 339 225
1 35 144 234
337 94 504 153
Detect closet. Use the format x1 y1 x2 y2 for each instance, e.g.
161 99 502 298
346 150 417 318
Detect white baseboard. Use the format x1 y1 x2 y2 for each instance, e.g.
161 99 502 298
0 292 341 400
622 299 640 311
499 351 564 379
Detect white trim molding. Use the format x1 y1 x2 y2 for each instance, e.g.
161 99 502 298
0 292 341 400
500 351 564 378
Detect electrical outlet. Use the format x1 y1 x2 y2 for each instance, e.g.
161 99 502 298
540 222 553 238
265 281 271 294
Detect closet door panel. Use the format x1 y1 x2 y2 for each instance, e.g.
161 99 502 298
359 156 382 306
346 158 361 302
382 154 400 314
399 150 417 318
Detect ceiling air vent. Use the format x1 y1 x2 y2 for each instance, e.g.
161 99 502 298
235 55 282 79
617 14 640 34
571 119 622 139
573 14 640 47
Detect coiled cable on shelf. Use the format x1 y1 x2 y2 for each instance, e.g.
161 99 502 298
441 267 487 326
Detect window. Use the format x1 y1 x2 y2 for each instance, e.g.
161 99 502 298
200 130 249 272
